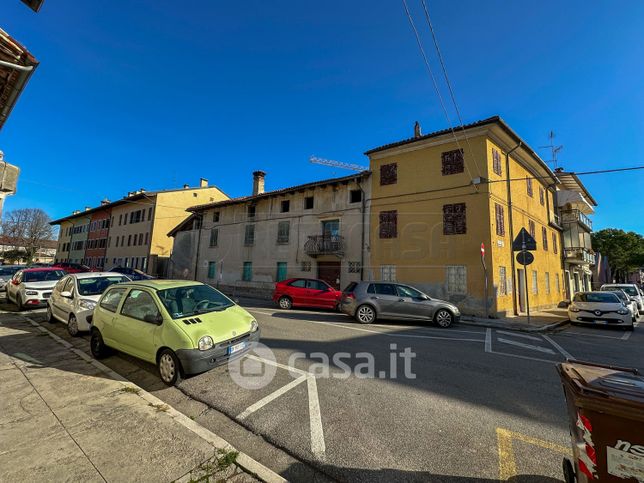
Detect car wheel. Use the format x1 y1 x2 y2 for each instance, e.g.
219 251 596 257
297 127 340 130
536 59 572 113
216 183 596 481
434 309 453 328
90 330 109 359
67 314 80 337
278 296 293 310
158 349 183 386
46 305 56 323
356 305 376 324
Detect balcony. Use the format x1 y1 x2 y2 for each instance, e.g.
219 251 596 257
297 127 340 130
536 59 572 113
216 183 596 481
564 247 595 265
304 235 345 258
561 209 593 231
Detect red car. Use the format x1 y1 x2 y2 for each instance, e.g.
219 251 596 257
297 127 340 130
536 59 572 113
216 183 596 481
273 278 342 310
51 262 91 274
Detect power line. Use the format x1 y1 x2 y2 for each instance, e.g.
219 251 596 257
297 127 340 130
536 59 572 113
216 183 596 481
484 165 644 185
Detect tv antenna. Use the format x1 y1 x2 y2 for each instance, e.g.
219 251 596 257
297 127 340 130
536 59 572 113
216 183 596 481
309 156 368 172
539 130 563 169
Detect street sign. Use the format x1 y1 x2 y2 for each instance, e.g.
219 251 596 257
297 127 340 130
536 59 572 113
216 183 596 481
512 228 537 251
516 250 534 266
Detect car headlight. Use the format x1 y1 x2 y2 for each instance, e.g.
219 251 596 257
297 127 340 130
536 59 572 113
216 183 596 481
78 299 97 311
617 308 629 315
198 336 214 351
250 319 259 333
569 306 580 312
25 291 38 295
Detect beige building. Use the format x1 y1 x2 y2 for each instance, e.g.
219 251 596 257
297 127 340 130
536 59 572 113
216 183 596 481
169 171 370 293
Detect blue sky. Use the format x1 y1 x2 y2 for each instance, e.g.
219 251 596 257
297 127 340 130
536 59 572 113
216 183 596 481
2 0 643 233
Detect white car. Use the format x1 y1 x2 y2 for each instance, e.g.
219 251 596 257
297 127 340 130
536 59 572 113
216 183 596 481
47 272 130 336
602 289 639 322
6 268 67 310
601 284 644 315
0 265 23 292
568 291 634 330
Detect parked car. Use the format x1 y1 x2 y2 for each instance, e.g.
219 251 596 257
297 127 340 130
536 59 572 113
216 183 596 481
568 291 633 330
47 272 130 336
90 280 260 385
6 268 67 310
27 262 52 268
107 266 155 281
273 278 342 310
600 284 644 315
601 288 638 322
0 265 24 292
340 281 460 327
51 262 91 274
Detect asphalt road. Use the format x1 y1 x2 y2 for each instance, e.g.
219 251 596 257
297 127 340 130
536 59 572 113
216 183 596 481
2 294 643 482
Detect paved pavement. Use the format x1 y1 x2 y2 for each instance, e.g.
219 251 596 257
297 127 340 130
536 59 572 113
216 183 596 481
3 294 642 482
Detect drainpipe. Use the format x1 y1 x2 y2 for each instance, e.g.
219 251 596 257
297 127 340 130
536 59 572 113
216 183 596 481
506 142 522 316
193 213 203 281
358 177 366 281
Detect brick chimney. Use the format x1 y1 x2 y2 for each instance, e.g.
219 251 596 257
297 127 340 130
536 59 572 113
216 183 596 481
252 171 266 196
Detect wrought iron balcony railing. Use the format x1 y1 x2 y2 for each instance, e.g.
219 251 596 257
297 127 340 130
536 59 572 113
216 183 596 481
304 235 345 257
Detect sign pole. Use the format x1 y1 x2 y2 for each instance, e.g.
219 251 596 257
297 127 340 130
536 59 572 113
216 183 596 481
522 229 531 324
481 243 488 318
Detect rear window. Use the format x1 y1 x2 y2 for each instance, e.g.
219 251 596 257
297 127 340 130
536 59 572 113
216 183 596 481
374 284 397 296
23 270 66 282
77 276 129 296
604 286 638 296
289 279 307 288
0 266 20 276
575 293 620 304
343 282 358 294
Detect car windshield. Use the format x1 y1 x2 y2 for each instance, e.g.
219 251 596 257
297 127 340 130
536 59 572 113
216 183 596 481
157 284 234 319
76 276 129 296
23 270 66 283
606 290 628 303
0 266 20 276
576 292 620 304
610 286 637 296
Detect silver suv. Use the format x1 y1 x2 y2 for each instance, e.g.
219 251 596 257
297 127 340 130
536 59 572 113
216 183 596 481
340 281 460 327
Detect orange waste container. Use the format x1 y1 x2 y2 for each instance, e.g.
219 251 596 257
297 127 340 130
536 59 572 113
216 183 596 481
558 360 644 482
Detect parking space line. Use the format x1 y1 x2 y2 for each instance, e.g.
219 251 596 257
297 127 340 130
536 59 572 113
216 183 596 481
331 322 484 342
307 376 325 459
496 330 542 341
485 328 492 353
621 331 633 341
489 348 558 364
496 338 556 355
237 375 308 420
245 354 309 377
542 335 574 360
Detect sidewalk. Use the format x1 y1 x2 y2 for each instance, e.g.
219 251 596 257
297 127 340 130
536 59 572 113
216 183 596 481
460 308 570 333
0 313 269 483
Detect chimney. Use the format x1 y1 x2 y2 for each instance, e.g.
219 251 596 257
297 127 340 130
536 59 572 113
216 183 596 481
200 178 208 188
72 210 80 215
100 198 110 206
414 121 422 138
183 184 190 189
84 206 91 211
252 171 266 196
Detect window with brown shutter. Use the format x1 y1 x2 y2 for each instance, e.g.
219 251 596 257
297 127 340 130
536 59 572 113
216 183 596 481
380 163 398 185
542 226 548 251
526 177 533 197
379 210 398 238
443 203 467 235
492 148 502 176
528 220 536 238
495 203 505 236
441 149 464 175
552 232 558 254
539 187 545 206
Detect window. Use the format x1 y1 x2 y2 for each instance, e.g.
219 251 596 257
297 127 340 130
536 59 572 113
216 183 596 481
276 262 288 282
539 187 545 206
304 196 314 210
373 283 396 295
397 285 424 299
492 148 502 176
381 265 396 282
148 207 153 220
127 235 132 246
119 214 123 225
277 221 290 244
138 233 143 245
446 266 467 294
121 290 161 322
531 270 538 294
209 228 218 247
145 232 149 245
301 261 311 272
552 232 558 254
242 262 252 282
348 262 361 273
495 204 505 236
441 149 464 175
443 203 467 235
350 190 362 203
207 261 217 279
528 220 536 238
499 266 507 295
280 200 290 213
244 225 255 246
290 279 307 288
121 235 125 247
380 163 397 185
379 210 398 239
555 273 560 293
545 272 550 295
212 212 220 223
542 227 548 251
141 210 145 222
248 205 256 219
526 177 533 197
100 288 127 313
307 280 329 291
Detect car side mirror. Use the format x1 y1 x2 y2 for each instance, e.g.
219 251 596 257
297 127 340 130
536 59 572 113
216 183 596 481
61 291 73 298
144 314 163 325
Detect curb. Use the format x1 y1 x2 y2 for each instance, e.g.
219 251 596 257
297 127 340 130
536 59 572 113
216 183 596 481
21 316 287 483
458 317 570 333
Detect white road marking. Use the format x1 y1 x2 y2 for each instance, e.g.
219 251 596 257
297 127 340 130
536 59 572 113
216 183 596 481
489 348 558 364
306 376 325 459
496 330 542 341
485 328 492 353
542 335 574 360
621 331 633 341
497 338 556 355
245 354 308 377
237 375 308 420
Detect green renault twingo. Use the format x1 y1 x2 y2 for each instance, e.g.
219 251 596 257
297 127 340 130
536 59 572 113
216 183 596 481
90 280 260 385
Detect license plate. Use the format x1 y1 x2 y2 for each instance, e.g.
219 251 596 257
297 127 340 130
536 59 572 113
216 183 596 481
228 342 246 355
594 320 608 325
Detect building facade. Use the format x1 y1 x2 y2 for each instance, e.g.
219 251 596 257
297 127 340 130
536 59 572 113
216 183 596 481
169 171 370 294
365 116 565 316
85 204 111 269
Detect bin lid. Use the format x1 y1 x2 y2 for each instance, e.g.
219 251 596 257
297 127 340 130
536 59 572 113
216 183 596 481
559 361 644 405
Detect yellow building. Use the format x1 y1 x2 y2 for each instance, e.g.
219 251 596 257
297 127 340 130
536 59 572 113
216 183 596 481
365 116 565 317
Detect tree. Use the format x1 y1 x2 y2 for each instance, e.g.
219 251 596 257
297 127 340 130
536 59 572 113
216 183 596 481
1 208 54 264
591 228 644 282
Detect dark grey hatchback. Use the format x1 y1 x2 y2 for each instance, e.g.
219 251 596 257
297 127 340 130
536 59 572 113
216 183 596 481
340 281 461 327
